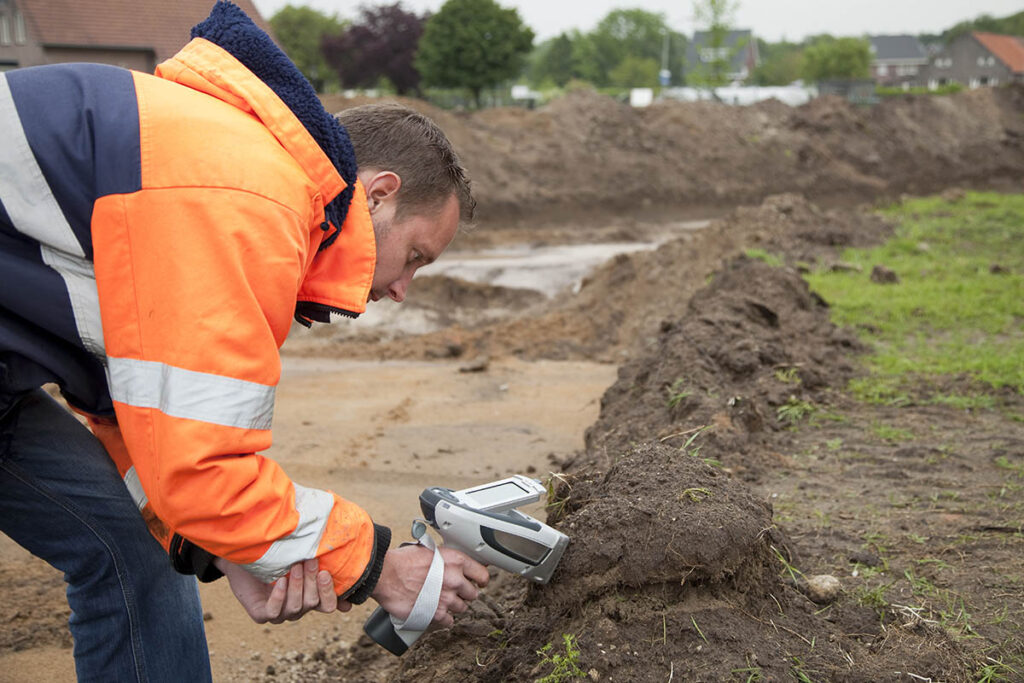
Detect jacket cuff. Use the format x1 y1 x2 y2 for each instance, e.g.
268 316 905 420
169 533 225 583
340 523 391 605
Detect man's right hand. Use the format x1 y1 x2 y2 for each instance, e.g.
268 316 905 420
369 545 490 627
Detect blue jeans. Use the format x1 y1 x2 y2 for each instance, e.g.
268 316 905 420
0 389 212 682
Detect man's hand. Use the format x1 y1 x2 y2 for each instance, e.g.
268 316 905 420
214 557 352 624
369 545 490 628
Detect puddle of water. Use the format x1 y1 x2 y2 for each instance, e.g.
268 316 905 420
296 220 712 337
425 241 659 296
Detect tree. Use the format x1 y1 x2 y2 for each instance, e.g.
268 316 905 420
942 10 1024 42
529 33 576 87
751 39 802 85
269 5 344 92
415 0 534 107
322 3 426 95
689 0 740 88
800 37 871 82
608 56 660 88
584 9 686 87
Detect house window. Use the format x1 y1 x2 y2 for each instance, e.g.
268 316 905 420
13 11 23 44
877 64 889 76
991 77 999 86
0 16 10 46
987 56 995 67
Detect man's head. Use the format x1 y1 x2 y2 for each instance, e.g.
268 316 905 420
336 103 475 303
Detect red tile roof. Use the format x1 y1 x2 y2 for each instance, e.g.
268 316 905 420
973 32 1024 74
16 0 273 63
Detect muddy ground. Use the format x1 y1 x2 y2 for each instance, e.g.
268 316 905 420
253 193 1022 683
1 88 1022 682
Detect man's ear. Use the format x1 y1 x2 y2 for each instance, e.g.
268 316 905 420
362 171 402 214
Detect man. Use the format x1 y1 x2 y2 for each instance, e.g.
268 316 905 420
0 2 486 680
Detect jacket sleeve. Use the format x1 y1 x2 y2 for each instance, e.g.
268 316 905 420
90 186 387 597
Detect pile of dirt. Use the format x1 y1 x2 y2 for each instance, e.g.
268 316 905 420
580 256 864 473
324 86 1024 225
266 257 973 682
292 193 893 362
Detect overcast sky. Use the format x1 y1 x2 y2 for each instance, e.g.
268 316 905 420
251 0 1024 42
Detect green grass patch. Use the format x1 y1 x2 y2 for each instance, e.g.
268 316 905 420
744 247 784 267
535 634 587 683
805 192 1024 395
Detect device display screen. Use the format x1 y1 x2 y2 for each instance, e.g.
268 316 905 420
461 481 530 509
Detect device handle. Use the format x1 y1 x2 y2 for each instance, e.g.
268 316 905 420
363 521 445 656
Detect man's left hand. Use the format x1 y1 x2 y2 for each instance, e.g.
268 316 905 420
214 557 352 624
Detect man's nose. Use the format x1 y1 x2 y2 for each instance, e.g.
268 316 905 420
388 272 413 303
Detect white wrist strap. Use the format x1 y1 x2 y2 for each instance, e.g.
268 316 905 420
389 521 445 646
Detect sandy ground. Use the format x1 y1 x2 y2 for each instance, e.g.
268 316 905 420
0 356 615 682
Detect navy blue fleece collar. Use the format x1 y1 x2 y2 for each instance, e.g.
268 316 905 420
191 1 356 248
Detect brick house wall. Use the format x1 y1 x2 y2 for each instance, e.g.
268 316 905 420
917 33 1018 88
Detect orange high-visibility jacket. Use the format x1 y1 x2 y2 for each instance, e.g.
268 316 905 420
0 2 388 599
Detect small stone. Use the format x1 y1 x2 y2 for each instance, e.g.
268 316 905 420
849 550 881 567
828 261 862 273
870 265 900 284
804 574 842 604
202 611 214 621
589 668 600 681
459 356 490 373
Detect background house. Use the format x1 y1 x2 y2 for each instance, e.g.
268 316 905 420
868 35 929 86
686 29 759 83
916 31 1024 89
0 0 271 73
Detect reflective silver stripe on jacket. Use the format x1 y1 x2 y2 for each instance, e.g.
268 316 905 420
0 72 105 359
243 483 334 582
106 356 275 431
123 466 149 511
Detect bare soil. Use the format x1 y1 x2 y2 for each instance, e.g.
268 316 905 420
246 196 1023 682
2 89 1022 682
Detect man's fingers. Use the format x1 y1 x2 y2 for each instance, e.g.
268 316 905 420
303 559 321 612
284 563 304 618
316 569 337 613
433 605 455 627
456 581 480 603
264 576 287 622
460 557 490 587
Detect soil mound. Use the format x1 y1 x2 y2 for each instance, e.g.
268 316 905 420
324 87 1024 224
271 257 969 683
581 256 864 474
306 194 892 363
405 275 544 315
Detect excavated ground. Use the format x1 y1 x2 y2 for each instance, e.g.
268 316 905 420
2 88 1022 683
253 194 1023 682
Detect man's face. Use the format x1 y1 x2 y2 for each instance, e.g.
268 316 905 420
367 188 460 304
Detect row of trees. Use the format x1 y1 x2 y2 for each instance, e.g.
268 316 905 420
270 0 532 105
269 0 1013 103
